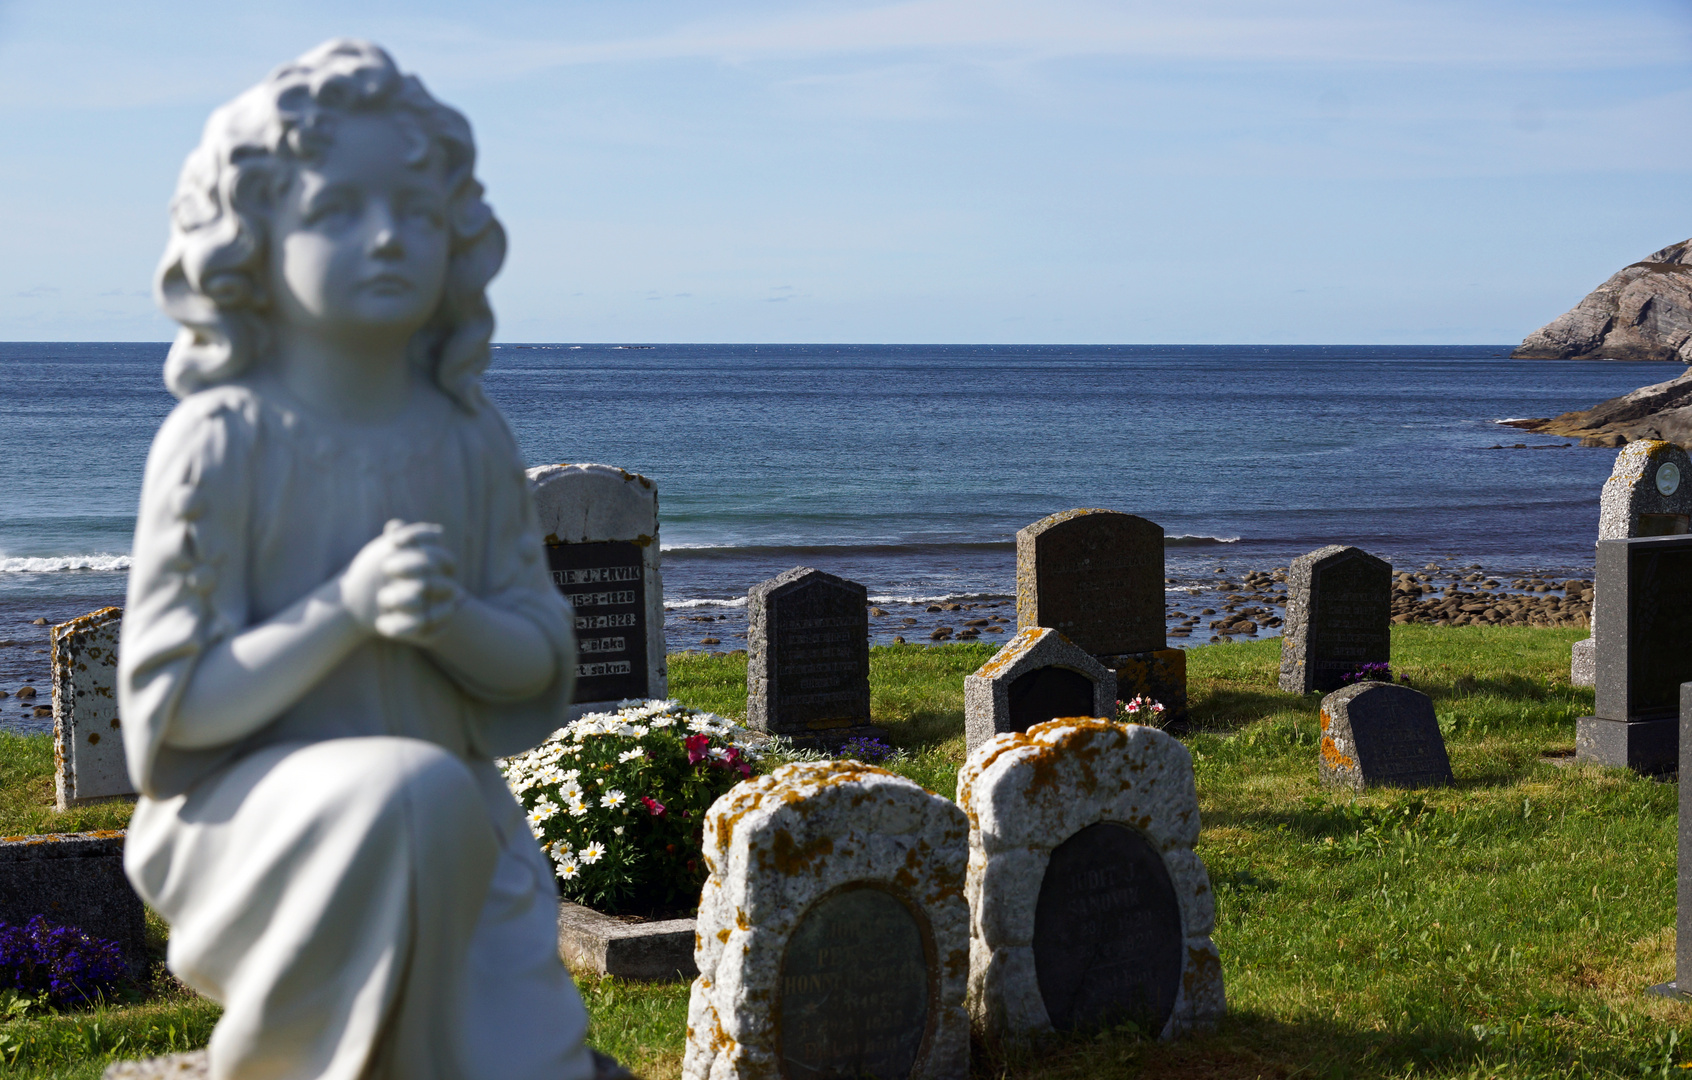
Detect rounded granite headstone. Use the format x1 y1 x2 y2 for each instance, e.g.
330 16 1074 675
778 886 932 1080
1032 822 1184 1034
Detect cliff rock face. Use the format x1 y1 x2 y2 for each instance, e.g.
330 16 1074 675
1505 369 1692 448
1513 239 1692 362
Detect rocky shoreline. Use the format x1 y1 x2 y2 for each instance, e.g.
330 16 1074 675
1513 238 1692 363
1502 368 1692 449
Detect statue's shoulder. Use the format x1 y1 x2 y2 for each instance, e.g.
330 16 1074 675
147 382 271 472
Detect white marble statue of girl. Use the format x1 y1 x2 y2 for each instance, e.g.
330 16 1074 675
117 40 619 1080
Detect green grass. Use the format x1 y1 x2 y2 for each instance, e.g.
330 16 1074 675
22 627 1692 1078
0 734 133 838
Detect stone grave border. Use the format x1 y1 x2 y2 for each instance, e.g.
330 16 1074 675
557 901 696 982
957 719 1224 1040
963 627 1115 753
684 760 969 1080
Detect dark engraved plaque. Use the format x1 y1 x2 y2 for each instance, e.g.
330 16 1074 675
1627 543 1692 719
1033 822 1183 1034
1017 510 1165 656
1343 685 1454 788
1007 666 1096 733
778 886 932 1080
546 540 648 702
1306 553 1391 692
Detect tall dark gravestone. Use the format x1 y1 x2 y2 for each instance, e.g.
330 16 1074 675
962 628 1116 754
1278 545 1392 694
1574 441 1692 686
1576 535 1692 773
1016 509 1187 725
529 464 667 713
1651 681 1692 999
1317 682 1453 792
747 567 878 748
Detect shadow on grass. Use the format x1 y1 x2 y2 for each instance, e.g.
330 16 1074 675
1187 688 1314 732
971 1009 1508 1080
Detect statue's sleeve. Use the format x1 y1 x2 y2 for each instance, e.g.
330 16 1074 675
459 407 578 760
118 391 257 798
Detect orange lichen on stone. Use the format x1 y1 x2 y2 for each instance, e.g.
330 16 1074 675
767 829 834 876
1319 735 1354 770
1319 708 1331 731
735 908 750 931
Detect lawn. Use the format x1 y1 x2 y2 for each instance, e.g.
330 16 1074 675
9 627 1692 1079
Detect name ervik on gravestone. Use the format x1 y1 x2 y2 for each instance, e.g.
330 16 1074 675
529 464 667 708
1577 534 1692 772
747 567 878 747
1279 545 1392 695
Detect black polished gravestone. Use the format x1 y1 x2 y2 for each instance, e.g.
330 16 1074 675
778 886 934 1080
1278 545 1392 695
1651 681 1692 1000
748 567 880 749
1032 822 1184 1034
547 541 649 703
1317 682 1453 792
1008 666 1095 733
1578 535 1692 773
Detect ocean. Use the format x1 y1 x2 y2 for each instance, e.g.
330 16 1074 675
0 342 1669 730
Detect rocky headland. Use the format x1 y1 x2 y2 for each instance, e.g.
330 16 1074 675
1513 238 1692 362
1503 368 1692 448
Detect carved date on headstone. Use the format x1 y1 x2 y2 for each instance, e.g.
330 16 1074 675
547 540 648 703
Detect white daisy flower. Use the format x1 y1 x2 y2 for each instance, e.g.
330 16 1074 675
601 789 627 809
618 748 645 763
580 843 606 864
559 861 580 879
569 801 588 817
613 826 624 836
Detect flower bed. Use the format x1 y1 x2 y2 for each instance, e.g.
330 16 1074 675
500 700 763 916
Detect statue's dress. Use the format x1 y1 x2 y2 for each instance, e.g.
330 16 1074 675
117 379 594 1080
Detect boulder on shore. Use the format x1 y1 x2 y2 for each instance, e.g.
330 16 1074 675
1504 369 1692 448
1513 239 1692 362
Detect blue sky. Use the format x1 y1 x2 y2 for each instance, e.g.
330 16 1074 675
1 0 1688 344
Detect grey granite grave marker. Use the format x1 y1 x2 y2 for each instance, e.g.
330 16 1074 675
1573 441 1692 686
1278 545 1392 695
1317 682 1453 792
747 566 879 748
51 607 135 809
963 628 1115 754
959 719 1224 1041
0 831 147 974
684 760 969 1080
1576 534 1692 772
1016 509 1163 656
528 464 666 712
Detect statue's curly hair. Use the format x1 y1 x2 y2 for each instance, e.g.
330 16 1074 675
155 39 505 409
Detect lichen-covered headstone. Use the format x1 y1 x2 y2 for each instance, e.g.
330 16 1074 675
1573 440 1692 686
957 719 1224 1041
1278 545 1392 694
51 608 133 809
1577 534 1692 772
1317 682 1453 792
962 628 1115 754
684 761 969 1080
746 566 878 748
529 463 667 711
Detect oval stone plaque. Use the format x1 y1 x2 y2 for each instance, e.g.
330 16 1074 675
778 886 931 1080
1033 822 1183 1034
1659 461 1682 497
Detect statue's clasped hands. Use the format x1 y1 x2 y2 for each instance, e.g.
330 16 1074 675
341 519 464 643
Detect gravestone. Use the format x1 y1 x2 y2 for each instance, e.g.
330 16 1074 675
746 566 879 748
0 831 147 974
528 464 666 711
963 628 1115 754
1316 682 1453 792
51 608 134 809
958 719 1224 1040
684 760 969 1080
1573 441 1692 686
1652 681 1692 999
1016 509 1188 724
1278 545 1392 694
1576 534 1692 772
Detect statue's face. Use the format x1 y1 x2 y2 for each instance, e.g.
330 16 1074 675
268 112 452 342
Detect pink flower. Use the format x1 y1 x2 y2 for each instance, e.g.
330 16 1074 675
641 795 667 817
685 733 710 764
